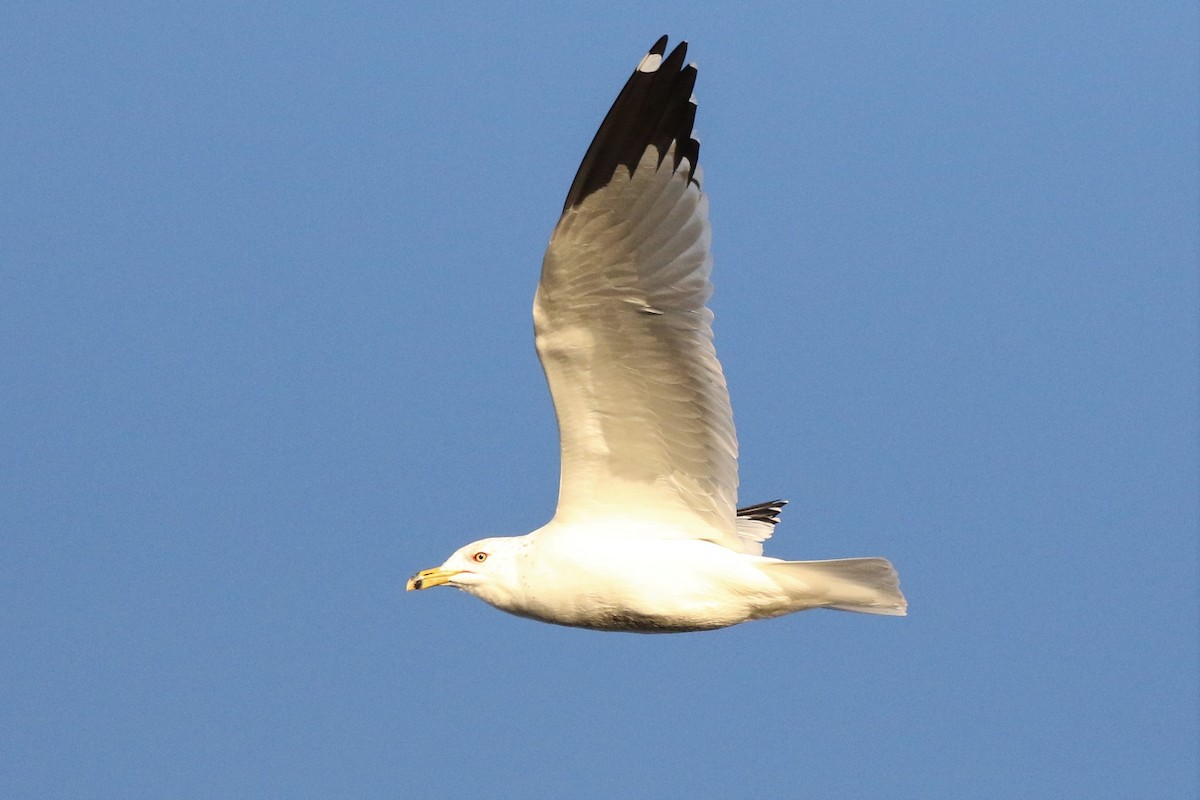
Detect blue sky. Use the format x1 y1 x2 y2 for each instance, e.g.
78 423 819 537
3 3 1197 798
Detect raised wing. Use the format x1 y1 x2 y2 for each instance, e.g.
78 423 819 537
534 37 744 550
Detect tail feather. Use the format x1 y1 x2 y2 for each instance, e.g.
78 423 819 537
758 557 907 617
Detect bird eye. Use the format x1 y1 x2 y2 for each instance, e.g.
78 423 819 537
472 552 488 563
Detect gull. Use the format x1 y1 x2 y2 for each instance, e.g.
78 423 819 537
406 37 907 632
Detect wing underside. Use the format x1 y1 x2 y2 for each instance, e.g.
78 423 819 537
535 38 743 549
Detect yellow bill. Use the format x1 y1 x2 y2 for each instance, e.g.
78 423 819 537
406 567 462 591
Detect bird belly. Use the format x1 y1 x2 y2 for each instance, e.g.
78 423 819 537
514 591 746 633
500 536 771 633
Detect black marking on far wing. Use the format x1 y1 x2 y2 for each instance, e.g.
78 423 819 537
736 500 789 526
561 36 700 213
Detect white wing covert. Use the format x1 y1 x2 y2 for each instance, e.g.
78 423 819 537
534 37 744 550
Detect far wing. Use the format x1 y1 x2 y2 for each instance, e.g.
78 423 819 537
534 37 743 549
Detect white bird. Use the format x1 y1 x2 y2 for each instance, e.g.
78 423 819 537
407 36 907 632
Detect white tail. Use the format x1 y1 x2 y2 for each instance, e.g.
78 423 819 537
758 557 907 616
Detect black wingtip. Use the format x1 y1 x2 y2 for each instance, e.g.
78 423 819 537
736 500 789 526
561 36 701 213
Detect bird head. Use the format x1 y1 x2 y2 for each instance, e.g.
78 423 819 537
406 537 525 606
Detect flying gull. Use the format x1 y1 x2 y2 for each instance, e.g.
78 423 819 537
407 37 907 631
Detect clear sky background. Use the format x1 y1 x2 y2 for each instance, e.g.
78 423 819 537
3 3 1197 798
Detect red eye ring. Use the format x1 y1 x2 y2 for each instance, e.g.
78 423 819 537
472 552 488 563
